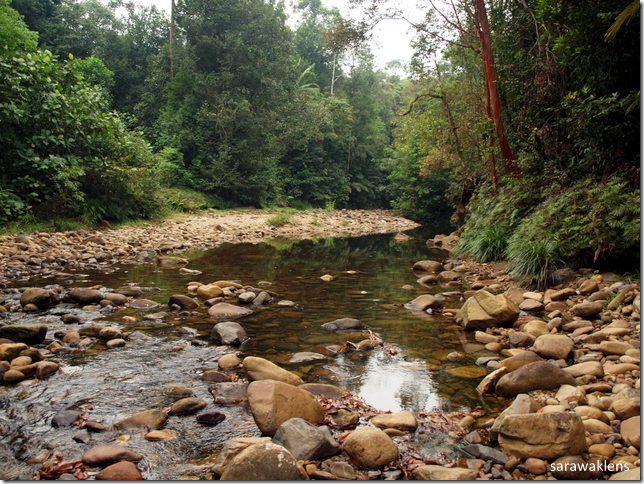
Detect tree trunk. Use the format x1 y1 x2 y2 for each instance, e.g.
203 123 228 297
473 0 521 179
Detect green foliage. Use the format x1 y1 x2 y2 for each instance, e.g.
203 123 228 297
0 0 38 52
0 49 161 224
157 187 218 213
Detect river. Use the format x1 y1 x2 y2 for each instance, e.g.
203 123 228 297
0 226 504 479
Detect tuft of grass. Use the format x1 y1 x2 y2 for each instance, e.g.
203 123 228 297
454 226 508 262
266 212 292 227
507 236 562 289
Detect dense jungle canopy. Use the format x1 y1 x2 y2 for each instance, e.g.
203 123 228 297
0 0 640 284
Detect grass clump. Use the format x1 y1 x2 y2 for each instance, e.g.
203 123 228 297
266 212 293 227
454 226 509 262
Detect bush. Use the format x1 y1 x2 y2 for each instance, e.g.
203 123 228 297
454 226 509 262
507 236 562 288
266 212 293 227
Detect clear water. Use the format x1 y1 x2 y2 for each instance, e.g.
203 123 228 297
0 227 503 479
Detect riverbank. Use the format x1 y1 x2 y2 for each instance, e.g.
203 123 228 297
0 209 421 284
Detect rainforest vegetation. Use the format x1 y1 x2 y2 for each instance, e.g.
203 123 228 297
0 0 640 284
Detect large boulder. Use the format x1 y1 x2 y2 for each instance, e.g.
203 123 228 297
495 361 576 398
456 290 519 331
218 442 303 480
242 356 303 386
20 287 58 309
273 418 340 461
210 321 247 346
246 380 324 436
496 412 586 459
0 324 47 345
342 426 398 469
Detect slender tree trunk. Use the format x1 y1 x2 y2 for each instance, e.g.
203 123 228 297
473 0 521 179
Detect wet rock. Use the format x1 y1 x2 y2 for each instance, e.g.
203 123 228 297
35 361 59 379
496 412 586 459
412 260 443 273
95 460 143 480
126 298 160 310
456 290 520 331
0 325 47 345
196 411 226 426
508 331 535 348
20 287 58 308
218 442 303 480
412 465 478 480
212 437 272 475
207 302 252 320
246 380 324 436
321 317 362 331
273 417 340 461
495 361 576 398
210 321 247 346
66 288 103 305
82 445 143 466
242 356 303 386
476 367 509 395
98 326 123 341
300 383 348 399
168 397 207 416
417 274 439 285
105 338 125 348
208 382 248 405
113 409 168 430
289 352 326 364
168 294 199 309
157 256 188 268
447 365 488 378
102 292 129 306
164 384 193 399
0 342 29 361
342 426 398 469
217 354 241 369
145 429 177 441
405 294 443 311
196 284 224 300
370 411 417 431
532 334 574 359
51 409 81 427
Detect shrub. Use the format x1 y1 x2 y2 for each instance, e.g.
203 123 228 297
266 212 292 227
454 226 509 262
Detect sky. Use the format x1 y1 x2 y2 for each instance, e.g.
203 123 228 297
136 0 421 71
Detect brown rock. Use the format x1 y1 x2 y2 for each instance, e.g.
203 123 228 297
370 411 417 431
412 465 478 480
95 461 143 480
218 442 303 480
532 334 574 359
456 290 520 331
246 380 324 436
497 412 586 459
113 409 168 430
242 356 303 386
571 301 605 318
495 361 576 398
342 426 398 469
621 416 640 449
498 351 543 372
168 397 207 416
82 445 143 466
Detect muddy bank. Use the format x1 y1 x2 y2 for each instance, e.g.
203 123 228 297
0 209 420 284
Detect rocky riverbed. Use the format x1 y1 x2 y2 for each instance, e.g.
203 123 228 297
0 211 640 480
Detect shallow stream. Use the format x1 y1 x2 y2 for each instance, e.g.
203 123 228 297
0 227 504 479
